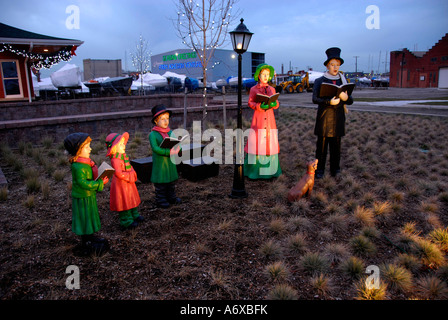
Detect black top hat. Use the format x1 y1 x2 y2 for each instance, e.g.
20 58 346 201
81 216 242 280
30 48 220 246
64 132 90 156
151 104 172 124
324 47 344 66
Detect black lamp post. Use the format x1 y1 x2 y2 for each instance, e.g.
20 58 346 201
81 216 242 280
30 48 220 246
229 18 253 199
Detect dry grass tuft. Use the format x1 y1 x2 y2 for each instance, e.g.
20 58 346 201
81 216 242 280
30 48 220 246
415 276 448 300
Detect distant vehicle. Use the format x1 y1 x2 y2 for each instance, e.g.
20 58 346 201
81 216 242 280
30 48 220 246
276 71 311 93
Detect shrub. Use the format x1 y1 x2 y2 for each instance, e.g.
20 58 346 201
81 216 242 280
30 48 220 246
350 235 377 257
411 238 446 268
23 195 35 209
353 206 375 227
354 277 388 300
429 228 448 251
25 176 41 194
310 273 333 297
395 253 422 273
267 284 298 300
323 243 350 265
259 240 283 260
299 252 331 276
380 264 413 293
324 213 349 233
53 169 65 182
339 256 365 279
372 201 392 217
415 276 448 300
265 261 289 282
268 218 286 234
288 215 313 232
287 233 308 254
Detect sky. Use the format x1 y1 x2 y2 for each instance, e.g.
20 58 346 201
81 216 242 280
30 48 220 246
1 0 447 79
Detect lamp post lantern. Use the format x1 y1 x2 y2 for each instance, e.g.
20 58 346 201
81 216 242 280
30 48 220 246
229 18 253 199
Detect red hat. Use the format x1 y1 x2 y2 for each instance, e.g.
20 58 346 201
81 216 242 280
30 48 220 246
105 132 129 157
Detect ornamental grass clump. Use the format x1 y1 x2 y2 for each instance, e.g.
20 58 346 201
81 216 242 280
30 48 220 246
354 277 388 300
286 233 308 254
415 276 448 300
25 176 41 194
267 284 298 300
353 206 375 227
395 253 422 273
380 263 413 293
323 243 350 265
350 235 377 257
268 218 286 235
264 261 289 283
259 240 283 260
299 252 331 276
288 215 313 232
339 256 365 279
324 213 349 233
310 273 333 298
411 237 446 268
429 227 448 252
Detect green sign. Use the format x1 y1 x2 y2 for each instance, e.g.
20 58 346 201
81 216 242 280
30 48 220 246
163 52 197 62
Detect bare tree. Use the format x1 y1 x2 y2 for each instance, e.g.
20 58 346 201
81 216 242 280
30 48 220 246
174 0 240 125
130 34 151 95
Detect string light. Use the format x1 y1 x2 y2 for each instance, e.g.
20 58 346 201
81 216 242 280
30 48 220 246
0 43 74 70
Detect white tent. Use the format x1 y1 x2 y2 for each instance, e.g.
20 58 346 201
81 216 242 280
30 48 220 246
50 63 82 88
139 73 168 88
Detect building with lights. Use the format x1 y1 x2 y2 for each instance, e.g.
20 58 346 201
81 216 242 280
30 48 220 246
151 48 265 83
0 23 83 102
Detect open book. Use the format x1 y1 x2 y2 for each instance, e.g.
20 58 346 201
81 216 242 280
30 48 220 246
319 83 355 98
160 135 188 149
95 161 115 181
255 92 280 105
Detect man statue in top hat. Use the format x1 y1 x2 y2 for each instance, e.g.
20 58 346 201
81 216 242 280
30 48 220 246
312 47 354 179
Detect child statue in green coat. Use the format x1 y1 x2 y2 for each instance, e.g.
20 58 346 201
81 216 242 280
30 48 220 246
149 105 182 208
64 132 110 256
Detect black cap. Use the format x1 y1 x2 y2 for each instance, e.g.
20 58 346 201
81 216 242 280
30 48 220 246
64 132 90 156
151 104 172 124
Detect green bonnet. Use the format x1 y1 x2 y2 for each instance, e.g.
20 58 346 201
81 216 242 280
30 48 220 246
254 63 275 82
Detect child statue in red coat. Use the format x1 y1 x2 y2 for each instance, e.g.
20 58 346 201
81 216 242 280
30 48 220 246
105 132 142 230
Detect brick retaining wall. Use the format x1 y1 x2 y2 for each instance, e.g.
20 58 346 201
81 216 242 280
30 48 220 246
0 94 252 147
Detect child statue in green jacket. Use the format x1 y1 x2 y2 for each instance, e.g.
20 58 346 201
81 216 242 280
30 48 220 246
149 105 182 208
64 132 110 256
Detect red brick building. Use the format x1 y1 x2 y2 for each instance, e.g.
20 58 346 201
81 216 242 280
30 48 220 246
0 23 83 102
390 33 448 88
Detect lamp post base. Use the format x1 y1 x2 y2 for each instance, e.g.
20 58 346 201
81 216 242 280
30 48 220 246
229 188 248 199
229 163 248 199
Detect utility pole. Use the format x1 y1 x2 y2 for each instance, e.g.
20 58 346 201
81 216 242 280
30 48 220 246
353 56 359 73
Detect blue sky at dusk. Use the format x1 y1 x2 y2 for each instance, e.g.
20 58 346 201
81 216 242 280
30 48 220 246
1 0 447 77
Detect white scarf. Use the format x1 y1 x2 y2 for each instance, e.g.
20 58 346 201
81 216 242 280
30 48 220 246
323 71 347 84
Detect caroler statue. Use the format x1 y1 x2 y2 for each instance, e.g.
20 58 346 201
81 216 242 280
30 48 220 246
64 132 110 256
244 63 282 180
312 47 354 179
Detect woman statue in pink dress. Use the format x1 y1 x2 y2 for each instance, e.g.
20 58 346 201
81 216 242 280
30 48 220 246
244 63 282 179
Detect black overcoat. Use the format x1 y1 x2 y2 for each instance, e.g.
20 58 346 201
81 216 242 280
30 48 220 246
312 76 353 137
